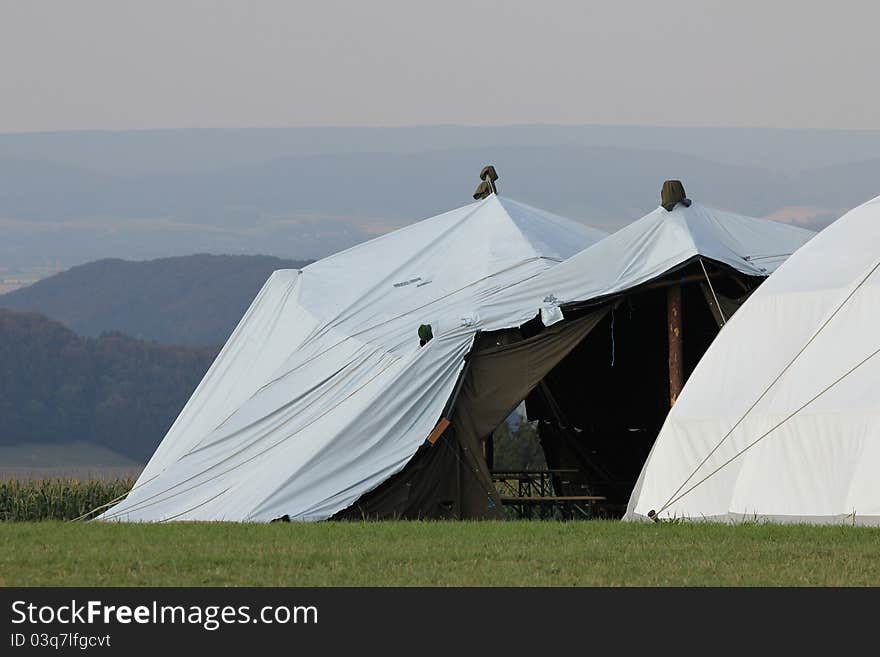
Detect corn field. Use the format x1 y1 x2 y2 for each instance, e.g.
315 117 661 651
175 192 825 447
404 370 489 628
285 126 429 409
0 478 133 521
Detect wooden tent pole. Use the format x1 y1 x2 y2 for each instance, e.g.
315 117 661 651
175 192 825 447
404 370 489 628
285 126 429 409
667 284 684 407
484 434 494 471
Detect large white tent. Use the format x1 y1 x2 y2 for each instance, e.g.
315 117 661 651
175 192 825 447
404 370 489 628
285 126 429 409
99 186 815 523
626 194 880 524
98 195 605 521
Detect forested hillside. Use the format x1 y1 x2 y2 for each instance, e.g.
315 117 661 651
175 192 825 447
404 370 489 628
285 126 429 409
0 254 309 345
0 309 217 461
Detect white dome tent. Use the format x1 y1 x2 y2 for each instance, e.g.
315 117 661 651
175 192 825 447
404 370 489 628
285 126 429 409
626 194 880 525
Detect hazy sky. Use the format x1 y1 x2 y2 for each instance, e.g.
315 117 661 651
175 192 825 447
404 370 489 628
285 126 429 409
2 1 879 133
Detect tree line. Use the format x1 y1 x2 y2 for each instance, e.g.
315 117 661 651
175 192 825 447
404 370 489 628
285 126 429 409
0 309 217 462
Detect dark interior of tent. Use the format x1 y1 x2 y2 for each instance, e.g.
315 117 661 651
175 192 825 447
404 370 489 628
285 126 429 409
522 265 750 515
334 259 763 522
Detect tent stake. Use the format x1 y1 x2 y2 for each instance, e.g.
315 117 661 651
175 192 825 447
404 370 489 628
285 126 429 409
667 284 684 407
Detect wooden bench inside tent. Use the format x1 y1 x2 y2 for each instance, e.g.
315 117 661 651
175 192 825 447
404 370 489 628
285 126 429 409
491 470 606 519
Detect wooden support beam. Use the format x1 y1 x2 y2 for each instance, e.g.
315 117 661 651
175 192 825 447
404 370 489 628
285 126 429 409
667 284 684 407
642 270 723 291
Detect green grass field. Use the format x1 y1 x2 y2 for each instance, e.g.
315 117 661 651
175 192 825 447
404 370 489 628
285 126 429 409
2 521 879 586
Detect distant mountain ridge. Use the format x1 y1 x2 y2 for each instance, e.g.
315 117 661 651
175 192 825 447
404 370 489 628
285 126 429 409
0 309 216 461
5 144 876 225
4 124 880 175
4 125 880 271
0 254 310 346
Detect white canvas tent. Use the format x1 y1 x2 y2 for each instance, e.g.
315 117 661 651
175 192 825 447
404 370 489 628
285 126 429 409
471 196 815 510
99 185 815 523
625 194 880 524
483 199 815 329
98 195 605 521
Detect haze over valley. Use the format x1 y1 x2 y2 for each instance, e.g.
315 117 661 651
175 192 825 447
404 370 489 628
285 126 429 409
3 124 880 280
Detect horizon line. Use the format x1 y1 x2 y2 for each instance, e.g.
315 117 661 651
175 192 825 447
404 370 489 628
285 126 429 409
3 121 880 138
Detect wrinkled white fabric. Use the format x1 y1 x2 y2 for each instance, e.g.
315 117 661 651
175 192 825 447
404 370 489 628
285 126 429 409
480 201 814 329
100 196 605 521
102 195 815 523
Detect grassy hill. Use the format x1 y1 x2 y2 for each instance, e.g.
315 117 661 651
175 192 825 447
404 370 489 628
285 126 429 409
0 254 309 346
0 309 216 461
